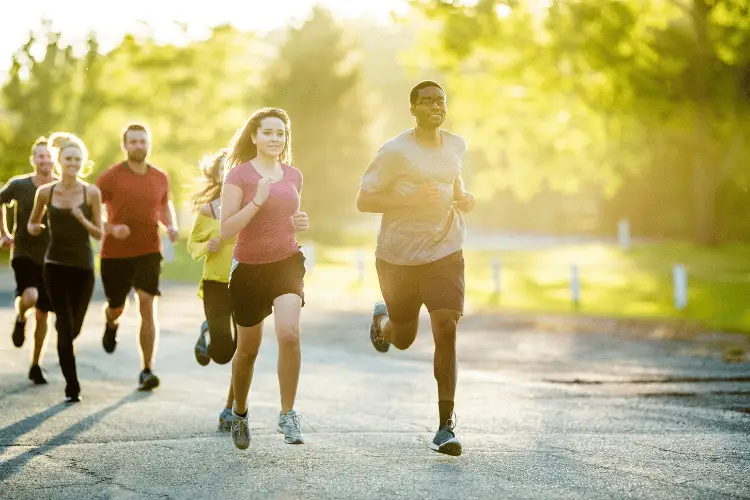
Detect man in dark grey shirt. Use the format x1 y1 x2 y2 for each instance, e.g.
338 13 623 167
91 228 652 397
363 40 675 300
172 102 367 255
357 81 475 456
0 136 56 384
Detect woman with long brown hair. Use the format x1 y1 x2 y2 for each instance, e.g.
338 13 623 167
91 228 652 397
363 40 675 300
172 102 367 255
220 108 309 449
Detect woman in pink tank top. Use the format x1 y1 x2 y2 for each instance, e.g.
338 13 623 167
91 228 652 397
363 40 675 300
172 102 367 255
220 108 309 449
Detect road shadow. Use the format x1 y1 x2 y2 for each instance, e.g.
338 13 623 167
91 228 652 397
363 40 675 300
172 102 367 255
0 382 39 404
0 402 70 447
0 389 153 482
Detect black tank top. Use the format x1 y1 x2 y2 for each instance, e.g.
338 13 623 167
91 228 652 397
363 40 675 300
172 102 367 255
46 183 94 269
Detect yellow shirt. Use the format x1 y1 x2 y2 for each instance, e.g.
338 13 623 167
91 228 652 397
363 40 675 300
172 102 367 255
187 209 236 298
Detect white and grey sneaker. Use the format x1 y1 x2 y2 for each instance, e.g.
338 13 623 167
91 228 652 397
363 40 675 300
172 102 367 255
231 411 250 450
370 301 390 353
218 408 234 432
429 413 462 456
276 410 304 444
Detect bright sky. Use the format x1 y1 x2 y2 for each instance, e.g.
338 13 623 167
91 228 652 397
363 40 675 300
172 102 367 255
0 0 410 72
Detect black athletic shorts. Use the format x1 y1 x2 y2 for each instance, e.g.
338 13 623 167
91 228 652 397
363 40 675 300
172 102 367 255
375 250 465 324
101 253 162 309
229 251 305 328
11 257 53 313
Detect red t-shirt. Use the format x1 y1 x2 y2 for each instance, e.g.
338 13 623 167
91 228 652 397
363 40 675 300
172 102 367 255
224 161 302 265
97 162 170 259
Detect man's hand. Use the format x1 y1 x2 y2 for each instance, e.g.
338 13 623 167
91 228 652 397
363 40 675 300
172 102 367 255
167 226 179 242
110 224 131 240
454 192 475 213
27 223 45 236
206 238 221 254
292 211 309 232
0 234 13 248
404 182 443 208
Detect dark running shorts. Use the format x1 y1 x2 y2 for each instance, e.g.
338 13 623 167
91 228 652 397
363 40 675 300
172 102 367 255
11 257 53 313
376 250 465 324
101 253 162 309
229 251 306 328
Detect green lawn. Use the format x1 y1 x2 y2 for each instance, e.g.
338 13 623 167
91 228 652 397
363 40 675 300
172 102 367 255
6 237 746 331
157 240 750 333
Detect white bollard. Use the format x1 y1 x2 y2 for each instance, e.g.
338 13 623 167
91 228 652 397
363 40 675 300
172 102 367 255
570 264 580 308
356 248 365 283
161 234 175 264
302 244 316 273
491 258 501 295
618 218 631 250
673 264 688 310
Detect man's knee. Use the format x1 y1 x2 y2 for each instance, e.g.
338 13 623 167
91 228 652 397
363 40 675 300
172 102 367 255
431 313 459 349
135 290 156 315
22 287 39 305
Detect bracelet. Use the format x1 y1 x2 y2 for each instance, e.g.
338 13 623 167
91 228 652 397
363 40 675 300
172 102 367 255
251 199 261 208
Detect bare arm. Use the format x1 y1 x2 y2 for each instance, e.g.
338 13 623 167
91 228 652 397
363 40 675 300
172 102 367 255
452 171 475 213
220 184 260 240
72 186 103 240
453 172 466 200
27 186 50 236
160 200 178 231
1 205 10 239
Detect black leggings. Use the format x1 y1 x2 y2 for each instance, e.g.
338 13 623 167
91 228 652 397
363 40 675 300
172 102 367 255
203 280 237 365
44 264 95 397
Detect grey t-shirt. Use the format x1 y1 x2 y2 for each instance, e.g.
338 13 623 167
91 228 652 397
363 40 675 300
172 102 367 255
360 129 467 265
0 175 50 264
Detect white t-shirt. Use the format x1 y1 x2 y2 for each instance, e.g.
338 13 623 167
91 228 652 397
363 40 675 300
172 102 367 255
360 128 467 265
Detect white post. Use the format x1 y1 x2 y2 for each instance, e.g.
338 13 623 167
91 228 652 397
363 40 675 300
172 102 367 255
356 248 365 283
302 244 316 273
618 218 631 250
673 264 688 310
491 258 501 295
161 234 175 264
570 264 580 308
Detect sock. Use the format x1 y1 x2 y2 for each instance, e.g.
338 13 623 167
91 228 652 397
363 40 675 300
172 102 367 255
235 410 247 418
142 368 152 374
16 316 25 324
438 400 454 428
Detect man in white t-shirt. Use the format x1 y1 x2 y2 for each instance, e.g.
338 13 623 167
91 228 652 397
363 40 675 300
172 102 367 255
357 81 475 456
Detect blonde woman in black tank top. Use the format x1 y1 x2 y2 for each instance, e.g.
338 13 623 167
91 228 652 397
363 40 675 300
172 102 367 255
28 133 103 403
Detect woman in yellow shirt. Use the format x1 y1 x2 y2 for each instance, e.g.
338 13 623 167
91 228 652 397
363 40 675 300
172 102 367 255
187 149 237 430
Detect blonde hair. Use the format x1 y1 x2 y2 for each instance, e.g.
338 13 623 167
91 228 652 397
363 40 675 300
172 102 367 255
48 132 93 178
192 149 228 211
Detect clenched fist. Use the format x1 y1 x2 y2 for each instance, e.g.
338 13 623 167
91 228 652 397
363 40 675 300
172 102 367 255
292 211 309 232
206 238 221 253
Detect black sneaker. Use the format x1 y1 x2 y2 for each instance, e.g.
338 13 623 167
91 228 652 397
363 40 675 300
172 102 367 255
65 383 81 403
12 317 26 348
195 321 210 366
429 414 462 456
370 302 390 353
137 370 160 391
28 364 48 385
102 323 118 354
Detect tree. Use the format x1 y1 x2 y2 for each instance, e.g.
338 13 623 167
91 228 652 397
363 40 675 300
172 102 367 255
262 6 370 241
411 0 750 243
0 21 80 178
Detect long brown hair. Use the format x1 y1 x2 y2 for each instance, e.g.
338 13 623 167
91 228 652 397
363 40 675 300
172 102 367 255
225 108 292 173
192 149 227 211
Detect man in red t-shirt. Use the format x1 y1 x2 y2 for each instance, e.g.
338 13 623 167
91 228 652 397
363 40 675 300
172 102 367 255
96 123 179 391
